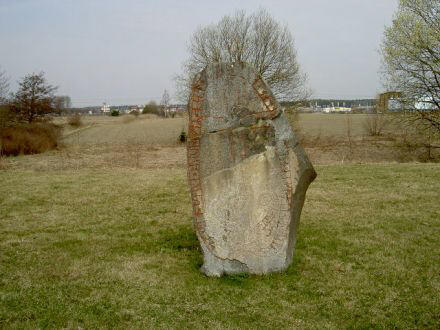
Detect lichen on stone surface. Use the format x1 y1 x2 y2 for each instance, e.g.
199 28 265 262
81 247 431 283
187 62 316 276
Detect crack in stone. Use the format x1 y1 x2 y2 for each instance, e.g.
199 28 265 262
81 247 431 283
188 62 316 276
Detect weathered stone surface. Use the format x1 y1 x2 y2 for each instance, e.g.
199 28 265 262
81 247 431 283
187 62 316 276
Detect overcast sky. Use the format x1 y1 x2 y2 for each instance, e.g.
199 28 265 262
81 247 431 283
0 0 398 106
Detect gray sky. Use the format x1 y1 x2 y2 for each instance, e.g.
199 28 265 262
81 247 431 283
0 0 398 106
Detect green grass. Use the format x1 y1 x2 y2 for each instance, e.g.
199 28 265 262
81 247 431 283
1 164 439 329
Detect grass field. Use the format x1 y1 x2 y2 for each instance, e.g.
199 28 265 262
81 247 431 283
54 113 439 165
63 116 187 146
0 164 439 328
1 114 439 328
60 113 372 145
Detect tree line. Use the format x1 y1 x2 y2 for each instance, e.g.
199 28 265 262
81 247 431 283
282 99 377 108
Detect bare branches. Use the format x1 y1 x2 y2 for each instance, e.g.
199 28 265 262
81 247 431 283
9 72 58 123
176 8 308 103
382 0 440 132
0 67 9 104
160 89 171 117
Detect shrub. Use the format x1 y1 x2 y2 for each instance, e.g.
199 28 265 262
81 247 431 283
111 110 119 117
0 105 15 129
130 110 140 117
179 130 187 143
363 112 390 136
392 124 440 162
0 123 62 156
143 101 160 116
67 113 82 127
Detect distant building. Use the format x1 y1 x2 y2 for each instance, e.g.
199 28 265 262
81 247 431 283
323 106 352 113
415 96 436 111
101 102 111 114
388 99 403 112
377 91 437 112
126 105 143 114
377 91 402 112
163 105 187 117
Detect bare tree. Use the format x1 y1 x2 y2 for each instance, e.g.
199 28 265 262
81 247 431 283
9 72 58 123
0 67 9 105
381 0 440 133
175 8 308 103
363 112 390 136
0 67 12 128
54 95 72 111
54 95 72 114
161 89 170 117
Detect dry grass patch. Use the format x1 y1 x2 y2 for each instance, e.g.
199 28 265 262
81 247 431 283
297 113 372 138
0 143 185 171
121 115 136 124
0 123 62 156
67 114 83 128
62 117 187 146
293 114 440 164
2 113 438 174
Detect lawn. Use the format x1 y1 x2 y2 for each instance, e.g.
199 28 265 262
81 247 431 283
1 163 439 328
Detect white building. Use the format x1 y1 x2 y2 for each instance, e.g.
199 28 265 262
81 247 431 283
323 107 352 113
101 102 111 113
415 96 436 111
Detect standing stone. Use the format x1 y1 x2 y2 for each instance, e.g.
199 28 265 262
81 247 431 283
187 62 316 276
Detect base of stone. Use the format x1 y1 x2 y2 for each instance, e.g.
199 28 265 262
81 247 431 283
200 244 291 277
